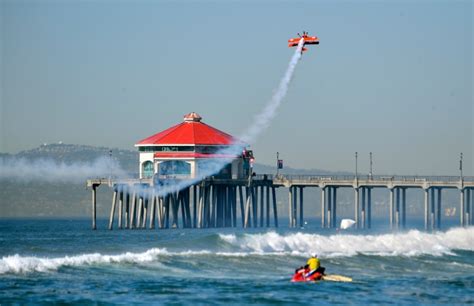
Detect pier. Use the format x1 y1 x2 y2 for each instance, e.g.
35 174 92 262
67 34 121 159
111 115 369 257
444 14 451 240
87 174 474 231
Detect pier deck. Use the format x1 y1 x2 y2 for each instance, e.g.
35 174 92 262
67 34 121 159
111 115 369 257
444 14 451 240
87 174 474 231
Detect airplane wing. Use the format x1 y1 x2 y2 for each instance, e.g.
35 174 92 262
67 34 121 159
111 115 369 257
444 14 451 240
288 37 302 47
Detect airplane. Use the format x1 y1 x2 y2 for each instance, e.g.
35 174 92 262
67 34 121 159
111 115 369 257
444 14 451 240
288 31 319 53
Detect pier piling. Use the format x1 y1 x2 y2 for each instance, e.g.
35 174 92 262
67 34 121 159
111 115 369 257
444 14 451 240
361 187 366 229
321 187 326 228
299 187 304 228
91 184 98 230
327 187 332 228
354 188 359 229
390 188 394 229
118 187 123 229
467 188 471 226
367 187 372 228
108 188 117 230
149 190 156 229
266 186 270 227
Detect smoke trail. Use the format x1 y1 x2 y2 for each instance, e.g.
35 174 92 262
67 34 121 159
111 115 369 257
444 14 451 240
0 157 127 183
153 38 306 197
1 39 304 191
240 38 305 144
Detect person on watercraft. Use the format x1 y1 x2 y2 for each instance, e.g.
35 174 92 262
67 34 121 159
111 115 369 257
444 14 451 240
295 266 305 275
305 254 325 277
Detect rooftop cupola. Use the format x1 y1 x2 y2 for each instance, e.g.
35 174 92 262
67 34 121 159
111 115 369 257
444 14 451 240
183 112 202 122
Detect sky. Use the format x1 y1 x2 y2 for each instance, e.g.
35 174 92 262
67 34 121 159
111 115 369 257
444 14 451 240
1 0 472 176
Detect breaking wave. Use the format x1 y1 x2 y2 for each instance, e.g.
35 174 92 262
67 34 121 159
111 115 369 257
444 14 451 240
0 248 212 274
220 227 474 257
0 248 163 274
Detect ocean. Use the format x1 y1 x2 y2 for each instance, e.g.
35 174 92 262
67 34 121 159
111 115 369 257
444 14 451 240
1 219 473 305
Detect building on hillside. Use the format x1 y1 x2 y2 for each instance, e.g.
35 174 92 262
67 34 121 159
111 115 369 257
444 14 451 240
135 112 254 180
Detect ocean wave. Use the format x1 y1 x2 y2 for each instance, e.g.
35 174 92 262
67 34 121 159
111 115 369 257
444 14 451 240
219 227 474 257
2 228 473 275
0 248 175 274
0 248 286 275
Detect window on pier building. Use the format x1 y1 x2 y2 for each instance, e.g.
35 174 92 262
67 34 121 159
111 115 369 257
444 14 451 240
142 161 154 178
159 160 191 176
197 159 231 179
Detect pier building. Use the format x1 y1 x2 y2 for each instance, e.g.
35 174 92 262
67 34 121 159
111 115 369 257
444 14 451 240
135 112 251 180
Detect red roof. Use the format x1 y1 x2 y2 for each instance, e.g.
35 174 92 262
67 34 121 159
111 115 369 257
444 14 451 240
136 112 242 146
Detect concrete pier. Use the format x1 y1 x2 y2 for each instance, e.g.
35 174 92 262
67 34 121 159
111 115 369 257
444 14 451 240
87 174 474 230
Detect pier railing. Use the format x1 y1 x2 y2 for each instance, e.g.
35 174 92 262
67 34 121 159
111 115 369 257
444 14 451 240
261 174 474 183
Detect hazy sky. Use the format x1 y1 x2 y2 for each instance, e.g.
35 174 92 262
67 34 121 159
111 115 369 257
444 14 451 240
1 0 472 175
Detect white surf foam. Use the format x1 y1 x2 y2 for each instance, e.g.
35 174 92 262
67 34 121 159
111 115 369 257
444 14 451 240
0 248 284 275
219 227 474 258
0 247 227 274
0 248 170 274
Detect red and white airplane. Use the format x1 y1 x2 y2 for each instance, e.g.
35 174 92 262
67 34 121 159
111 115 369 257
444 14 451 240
288 31 319 53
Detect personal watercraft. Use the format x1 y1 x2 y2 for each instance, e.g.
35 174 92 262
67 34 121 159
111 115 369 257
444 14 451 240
291 268 352 283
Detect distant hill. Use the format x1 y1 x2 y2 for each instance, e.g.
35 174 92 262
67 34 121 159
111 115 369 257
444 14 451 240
12 143 139 176
2 143 341 178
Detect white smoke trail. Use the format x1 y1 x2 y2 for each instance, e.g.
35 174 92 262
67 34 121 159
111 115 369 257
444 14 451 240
240 38 305 143
0 157 127 183
153 38 306 197
0 39 304 191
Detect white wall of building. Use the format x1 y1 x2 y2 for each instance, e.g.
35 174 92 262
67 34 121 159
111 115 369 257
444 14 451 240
138 152 154 178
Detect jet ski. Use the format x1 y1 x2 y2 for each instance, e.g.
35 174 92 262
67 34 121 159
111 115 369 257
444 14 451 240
291 267 352 282
291 268 323 282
